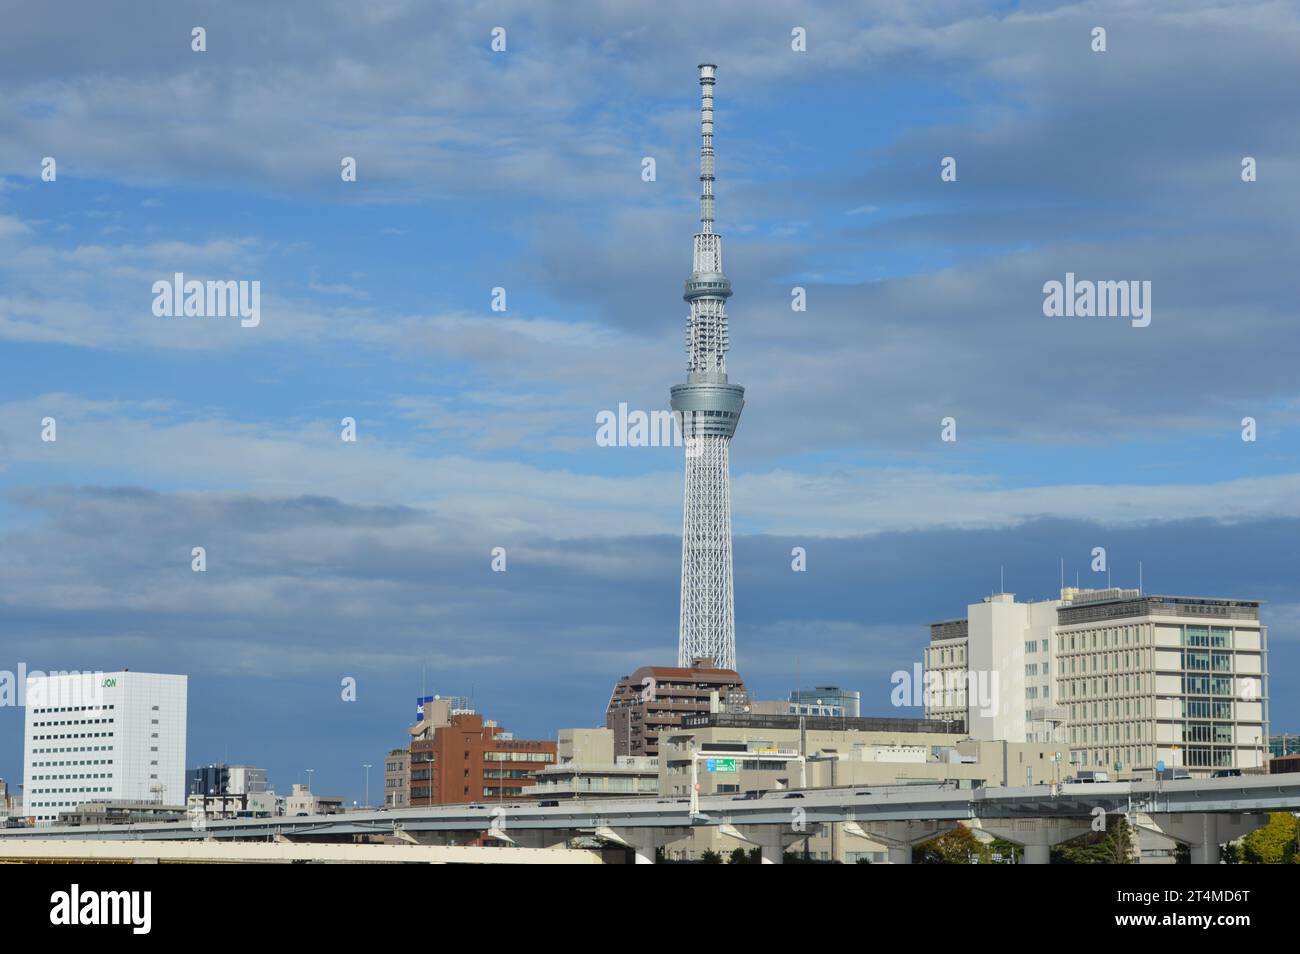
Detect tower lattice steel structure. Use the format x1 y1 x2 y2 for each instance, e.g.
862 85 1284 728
671 64 745 671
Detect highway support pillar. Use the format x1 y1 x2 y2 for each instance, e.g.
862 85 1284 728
718 823 807 864
594 825 662 864
848 819 955 865
1134 812 1265 865
968 818 1096 865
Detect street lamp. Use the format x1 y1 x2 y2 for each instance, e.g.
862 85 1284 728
363 763 372 808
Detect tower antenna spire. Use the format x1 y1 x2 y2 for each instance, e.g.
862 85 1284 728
698 63 716 235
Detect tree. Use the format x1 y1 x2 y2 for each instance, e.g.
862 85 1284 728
916 826 982 864
1099 814 1137 864
1240 813 1298 864
1053 815 1135 864
699 849 723 864
986 837 1023 864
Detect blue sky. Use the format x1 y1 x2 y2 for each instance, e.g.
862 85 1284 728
2 0 1299 801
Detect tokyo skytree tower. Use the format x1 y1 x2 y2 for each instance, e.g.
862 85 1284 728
671 64 745 671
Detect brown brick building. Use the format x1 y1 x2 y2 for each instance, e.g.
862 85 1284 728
606 660 747 758
409 712 556 806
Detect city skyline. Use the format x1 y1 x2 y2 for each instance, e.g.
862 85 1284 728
2 0 1299 804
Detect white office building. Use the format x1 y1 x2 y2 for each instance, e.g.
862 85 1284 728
22 671 188 824
923 589 1269 778
925 592 1062 744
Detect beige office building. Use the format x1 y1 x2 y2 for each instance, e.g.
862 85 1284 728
1056 593 1268 776
923 588 1269 778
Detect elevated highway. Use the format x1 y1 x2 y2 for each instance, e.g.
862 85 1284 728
4 774 1297 863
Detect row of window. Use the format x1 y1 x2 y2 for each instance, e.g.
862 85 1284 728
30 759 115 769
1061 675 1147 698
28 786 113 797
482 752 554 763
1060 624 1251 653
1071 745 1152 768
32 717 116 728
1070 723 1148 744
1072 745 1238 769
1060 625 1149 652
1184 676 1234 695
1059 651 1150 673
1069 700 1145 721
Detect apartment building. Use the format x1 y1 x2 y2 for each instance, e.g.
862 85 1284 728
408 712 556 806
605 660 747 758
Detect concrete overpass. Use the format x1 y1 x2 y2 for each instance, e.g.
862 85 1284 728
0 838 607 864
4 774 1297 863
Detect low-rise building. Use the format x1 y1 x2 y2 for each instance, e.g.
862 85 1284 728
383 748 409 808
186 791 277 819
660 712 1039 797
283 783 343 817
1269 753 1300 775
532 728 659 799
657 712 1054 862
789 686 861 718
54 800 186 827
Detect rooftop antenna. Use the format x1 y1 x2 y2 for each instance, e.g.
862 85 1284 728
1059 557 1064 591
1139 561 1144 595
1000 565 1004 594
